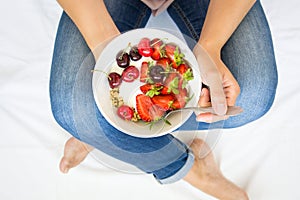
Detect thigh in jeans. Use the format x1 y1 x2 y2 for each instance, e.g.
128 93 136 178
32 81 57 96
104 0 151 32
50 1 193 182
168 0 278 129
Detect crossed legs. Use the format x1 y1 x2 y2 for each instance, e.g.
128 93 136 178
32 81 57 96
59 137 248 200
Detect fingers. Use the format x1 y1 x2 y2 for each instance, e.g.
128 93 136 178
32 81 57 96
197 87 229 123
199 80 228 116
198 87 211 107
223 82 240 106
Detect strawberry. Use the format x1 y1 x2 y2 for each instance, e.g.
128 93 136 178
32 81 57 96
136 94 165 122
165 44 184 69
140 83 154 94
150 38 165 60
140 61 149 82
156 57 171 70
177 63 190 75
140 83 163 97
171 100 185 110
177 63 193 89
138 38 153 57
151 94 175 111
172 88 188 109
161 73 180 95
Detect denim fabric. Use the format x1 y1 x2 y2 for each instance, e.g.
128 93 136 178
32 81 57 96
170 1 278 129
50 0 277 183
50 11 192 182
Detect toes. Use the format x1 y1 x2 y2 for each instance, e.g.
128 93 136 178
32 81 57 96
59 137 93 174
59 157 70 173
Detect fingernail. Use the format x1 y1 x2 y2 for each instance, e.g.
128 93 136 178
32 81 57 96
215 103 227 115
196 115 211 122
200 90 205 96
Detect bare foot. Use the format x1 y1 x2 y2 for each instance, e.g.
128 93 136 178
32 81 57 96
59 137 94 173
184 139 249 200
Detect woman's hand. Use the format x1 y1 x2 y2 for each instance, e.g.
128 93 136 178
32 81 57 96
190 0 255 123
193 45 240 123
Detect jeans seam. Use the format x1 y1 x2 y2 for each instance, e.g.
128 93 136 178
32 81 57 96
134 6 149 29
171 2 199 41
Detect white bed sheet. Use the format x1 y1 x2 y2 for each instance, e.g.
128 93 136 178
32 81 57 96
1 0 299 199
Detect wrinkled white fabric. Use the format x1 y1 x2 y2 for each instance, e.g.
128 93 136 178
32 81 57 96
1 0 300 199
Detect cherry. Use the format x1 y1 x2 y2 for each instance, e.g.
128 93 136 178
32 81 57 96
129 46 142 61
116 50 130 68
122 66 139 82
149 65 165 83
138 38 153 57
108 72 122 88
117 105 134 120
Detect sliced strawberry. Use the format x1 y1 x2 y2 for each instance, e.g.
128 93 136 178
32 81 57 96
165 44 176 59
172 88 188 109
151 38 164 60
151 94 175 111
151 38 163 49
136 94 165 122
178 62 193 80
177 63 189 75
138 38 153 57
140 83 163 97
171 100 185 110
161 73 179 95
151 50 161 60
140 83 153 94
165 44 184 69
140 61 149 82
160 85 170 95
156 57 171 70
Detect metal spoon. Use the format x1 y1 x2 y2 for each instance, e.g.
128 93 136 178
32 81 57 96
163 106 243 119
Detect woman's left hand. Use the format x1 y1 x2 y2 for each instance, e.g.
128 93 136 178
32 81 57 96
193 45 240 123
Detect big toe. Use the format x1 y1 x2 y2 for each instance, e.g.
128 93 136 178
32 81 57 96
59 157 71 173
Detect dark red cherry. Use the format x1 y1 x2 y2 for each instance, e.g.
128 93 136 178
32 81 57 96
116 50 130 68
129 46 142 61
117 105 134 120
108 72 122 88
149 65 165 83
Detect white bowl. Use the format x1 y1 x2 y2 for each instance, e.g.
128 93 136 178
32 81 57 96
92 28 201 138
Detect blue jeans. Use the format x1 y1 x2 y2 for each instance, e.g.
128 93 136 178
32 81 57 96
50 0 277 184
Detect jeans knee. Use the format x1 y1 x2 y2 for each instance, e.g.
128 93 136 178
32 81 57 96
50 98 80 139
224 91 276 129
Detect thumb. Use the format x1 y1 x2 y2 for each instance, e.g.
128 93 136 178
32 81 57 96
210 84 227 116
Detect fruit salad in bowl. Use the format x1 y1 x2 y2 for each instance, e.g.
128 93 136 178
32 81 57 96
92 28 201 137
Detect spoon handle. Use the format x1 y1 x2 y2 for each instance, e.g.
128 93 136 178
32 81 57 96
180 106 243 116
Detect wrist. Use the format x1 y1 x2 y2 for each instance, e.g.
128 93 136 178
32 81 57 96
195 39 221 55
88 29 120 51
193 41 221 63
